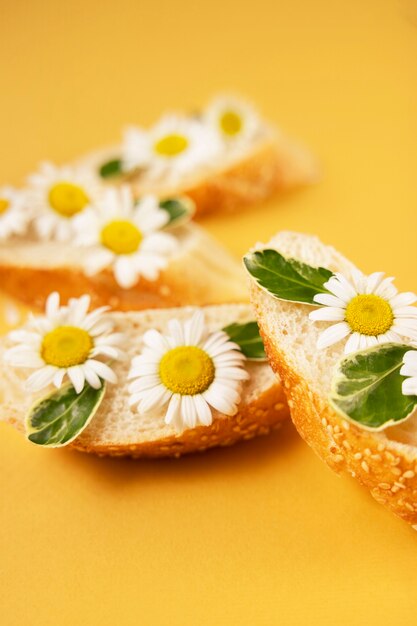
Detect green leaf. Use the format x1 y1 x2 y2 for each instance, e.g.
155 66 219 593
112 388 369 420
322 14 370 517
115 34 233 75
25 382 106 447
330 344 417 430
223 321 267 360
243 249 333 305
159 197 195 227
99 158 123 178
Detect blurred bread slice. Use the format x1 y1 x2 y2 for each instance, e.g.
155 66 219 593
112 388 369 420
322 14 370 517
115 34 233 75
0 223 248 312
249 231 417 524
79 128 318 218
0 304 289 458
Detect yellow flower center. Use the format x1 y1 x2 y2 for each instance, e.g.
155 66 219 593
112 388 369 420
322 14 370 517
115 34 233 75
101 220 143 255
41 326 93 368
345 294 394 336
154 134 189 157
0 198 10 215
48 182 89 218
159 346 215 395
219 110 243 136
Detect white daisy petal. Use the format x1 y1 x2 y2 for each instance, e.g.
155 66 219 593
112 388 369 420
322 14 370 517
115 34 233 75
205 340 242 358
313 293 346 308
91 345 123 360
403 351 417 367
344 332 361 354
192 394 213 426
365 272 385 294
87 360 117 384
114 256 139 289
390 292 417 308
180 396 198 429
67 366 86 394
5 346 45 368
165 393 181 426
139 384 170 413
128 375 161 394
143 329 170 353
402 377 417 396
46 292 61 319
184 310 205 345
140 232 178 255
53 369 66 388
323 277 354 303
203 385 238 416
82 364 102 389
167 319 185 346
214 366 250 380
400 363 417 378
375 276 397 299
25 366 57 392
83 249 115 276
392 306 417 318
128 362 159 378
350 268 367 293
7 330 42 345
316 322 351 350
309 307 345 322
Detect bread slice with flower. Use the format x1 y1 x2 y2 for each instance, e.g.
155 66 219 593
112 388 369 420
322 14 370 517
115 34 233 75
0 293 288 457
79 94 318 218
0 181 248 311
244 231 417 524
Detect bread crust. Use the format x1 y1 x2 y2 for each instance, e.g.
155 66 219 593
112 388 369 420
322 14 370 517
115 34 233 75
0 263 246 312
0 225 248 311
69 383 287 457
3 357 288 459
252 283 417 525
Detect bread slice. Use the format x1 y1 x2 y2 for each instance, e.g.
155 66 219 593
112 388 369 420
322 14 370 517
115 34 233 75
78 128 318 218
249 231 417 524
0 304 289 458
0 223 248 312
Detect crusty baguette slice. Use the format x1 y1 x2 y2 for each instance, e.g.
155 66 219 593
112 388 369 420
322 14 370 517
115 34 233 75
0 223 248 312
249 231 417 524
78 129 318 218
0 304 289 458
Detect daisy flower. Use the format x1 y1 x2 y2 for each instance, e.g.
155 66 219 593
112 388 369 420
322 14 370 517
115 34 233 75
401 347 417 397
309 269 417 354
122 114 221 181
73 186 178 289
203 94 261 145
0 186 30 240
27 162 100 241
5 292 124 394
127 310 249 432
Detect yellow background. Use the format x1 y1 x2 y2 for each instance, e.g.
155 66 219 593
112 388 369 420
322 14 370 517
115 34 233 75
1 0 417 624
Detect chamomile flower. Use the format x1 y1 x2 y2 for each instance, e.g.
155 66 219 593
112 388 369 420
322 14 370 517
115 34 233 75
203 94 261 145
122 114 221 182
309 270 417 354
127 311 249 432
73 186 178 289
27 162 100 241
0 186 29 240
5 292 124 394
401 347 417 397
